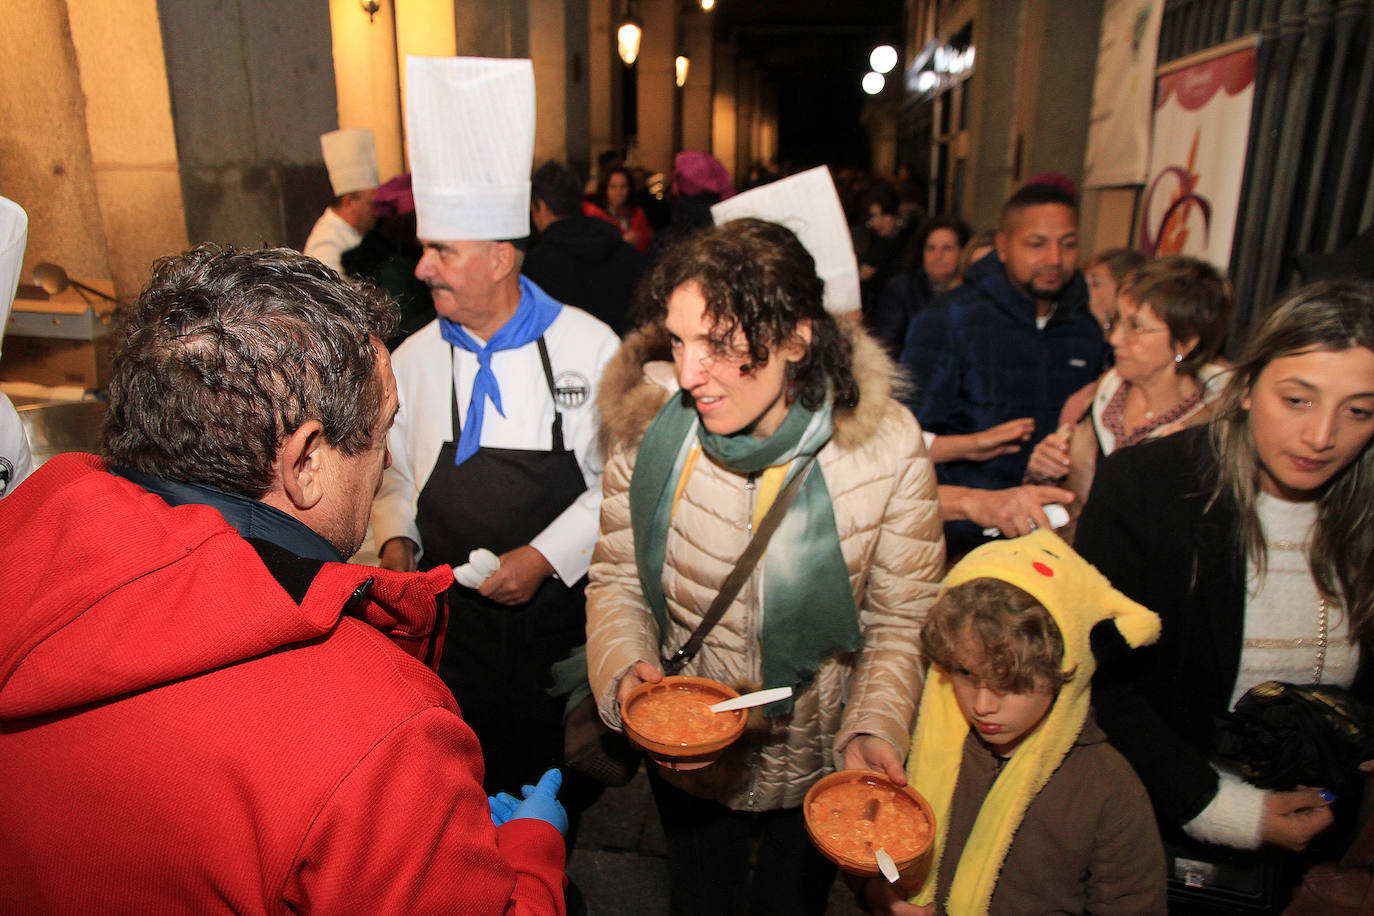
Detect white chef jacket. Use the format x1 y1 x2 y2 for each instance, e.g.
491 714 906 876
303 207 363 276
0 392 33 498
372 304 620 583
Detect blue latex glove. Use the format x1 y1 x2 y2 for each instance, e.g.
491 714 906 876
506 768 569 836
488 792 520 827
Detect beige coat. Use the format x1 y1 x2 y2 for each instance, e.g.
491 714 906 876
586 324 944 810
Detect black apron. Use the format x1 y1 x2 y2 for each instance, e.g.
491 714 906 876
416 337 589 794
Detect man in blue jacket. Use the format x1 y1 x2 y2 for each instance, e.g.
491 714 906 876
900 182 1104 552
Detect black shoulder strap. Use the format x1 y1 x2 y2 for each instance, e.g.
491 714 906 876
536 337 566 452
448 350 461 440
662 455 816 675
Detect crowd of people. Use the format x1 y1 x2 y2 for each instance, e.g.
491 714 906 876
4 52 1374 916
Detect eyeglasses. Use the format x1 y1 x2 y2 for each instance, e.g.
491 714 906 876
1107 314 1169 338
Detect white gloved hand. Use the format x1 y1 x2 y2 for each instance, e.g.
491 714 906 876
453 548 501 589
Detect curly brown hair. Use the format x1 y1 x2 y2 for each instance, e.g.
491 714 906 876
103 244 399 498
920 578 1073 694
634 217 859 411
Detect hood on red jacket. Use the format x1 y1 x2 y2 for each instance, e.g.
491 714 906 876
0 453 452 721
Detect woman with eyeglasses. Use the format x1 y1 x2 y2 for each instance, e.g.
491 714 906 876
1024 255 1233 536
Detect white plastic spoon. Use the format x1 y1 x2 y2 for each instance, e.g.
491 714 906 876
708 686 793 713
875 848 900 883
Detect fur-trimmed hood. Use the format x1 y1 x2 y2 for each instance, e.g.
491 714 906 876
597 319 908 456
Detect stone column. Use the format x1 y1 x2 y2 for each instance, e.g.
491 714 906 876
329 0 404 182
587 0 616 172
634 0 677 175
529 0 568 165
736 61 758 185
3 0 116 288
711 42 737 179
158 0 339 250
679 5 714 154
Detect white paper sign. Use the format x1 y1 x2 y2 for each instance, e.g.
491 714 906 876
710 166 861 315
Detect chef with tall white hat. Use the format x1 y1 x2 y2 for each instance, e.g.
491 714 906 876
303 127 380 275
0 196 34 497
372 56 620 797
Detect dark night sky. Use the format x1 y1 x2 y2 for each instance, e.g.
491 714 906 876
711 0 904 169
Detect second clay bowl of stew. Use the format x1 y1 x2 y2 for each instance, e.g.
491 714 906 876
620 676 747 770
803 770 936 877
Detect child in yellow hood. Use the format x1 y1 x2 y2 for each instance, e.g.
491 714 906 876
867 529 1167 916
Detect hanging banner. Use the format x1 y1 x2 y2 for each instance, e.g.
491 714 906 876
1137 39 1257 268
1083 0 1164 188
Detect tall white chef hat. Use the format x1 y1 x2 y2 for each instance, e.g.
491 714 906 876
0 196 28 355
321 128 380 197
710 166 861 315
406 55 535 242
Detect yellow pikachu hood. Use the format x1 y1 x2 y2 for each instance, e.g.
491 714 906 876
905 528 1160 915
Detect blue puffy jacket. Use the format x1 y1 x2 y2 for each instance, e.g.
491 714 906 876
899 250 1104 502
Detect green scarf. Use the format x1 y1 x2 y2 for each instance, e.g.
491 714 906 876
629 390 861 714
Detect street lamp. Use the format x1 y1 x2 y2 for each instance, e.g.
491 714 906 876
870 45 898 74
618 3 643 66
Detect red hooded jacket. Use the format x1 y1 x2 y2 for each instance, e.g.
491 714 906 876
0 454 565 915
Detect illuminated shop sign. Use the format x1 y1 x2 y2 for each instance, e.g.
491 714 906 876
907 31 975 97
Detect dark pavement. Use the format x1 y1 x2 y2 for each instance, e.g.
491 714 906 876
567 766 868 915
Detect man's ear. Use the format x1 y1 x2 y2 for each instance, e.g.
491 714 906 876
530 200 553 232
994 230 1010 262
277 420 328 511
490 240 519 282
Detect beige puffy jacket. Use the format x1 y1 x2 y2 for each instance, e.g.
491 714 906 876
586 323 945 810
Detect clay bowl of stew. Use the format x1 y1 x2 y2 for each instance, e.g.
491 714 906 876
620 676 747 770
804 770 936 877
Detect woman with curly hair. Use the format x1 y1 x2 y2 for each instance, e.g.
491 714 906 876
586 218 944 914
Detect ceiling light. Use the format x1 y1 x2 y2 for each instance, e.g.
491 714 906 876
862 71 885 95
675 55 690 87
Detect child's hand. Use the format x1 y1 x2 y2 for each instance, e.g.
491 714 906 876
863 876 930 915
842 735 907 785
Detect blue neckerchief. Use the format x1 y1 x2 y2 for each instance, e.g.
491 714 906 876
109 465 343 562
439 275 563 466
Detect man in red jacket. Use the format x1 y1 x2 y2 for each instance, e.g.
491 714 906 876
0 245 569 915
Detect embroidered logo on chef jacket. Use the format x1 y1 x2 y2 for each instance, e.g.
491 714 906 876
553 371 590 409
0 456 13 497
1069 358 1087 367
